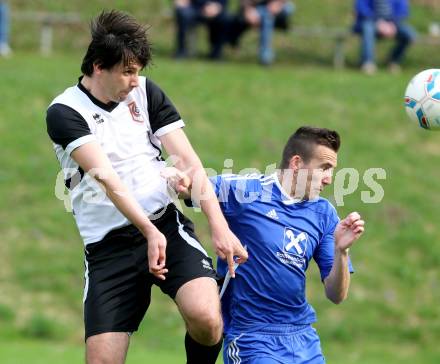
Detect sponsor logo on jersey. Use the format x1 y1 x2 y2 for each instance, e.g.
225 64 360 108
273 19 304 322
128 101 143 122
276 227 308 269
201 259 213 271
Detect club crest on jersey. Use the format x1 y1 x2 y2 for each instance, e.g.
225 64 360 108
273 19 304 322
276 227 308 269
128 101 143 122
92 113 105 124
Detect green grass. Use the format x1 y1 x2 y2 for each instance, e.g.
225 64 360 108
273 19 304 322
0 338 183 364
1 50 440 363
0 338 438 364
1 0 440 362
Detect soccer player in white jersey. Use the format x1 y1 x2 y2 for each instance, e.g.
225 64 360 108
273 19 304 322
45 10 247 364
167 126 365 364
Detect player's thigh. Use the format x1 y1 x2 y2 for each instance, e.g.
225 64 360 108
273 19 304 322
154 207 218 297
86 332 130 364
293 327 326 364
175 276 221 326
154 207 220 324
84 227 152 338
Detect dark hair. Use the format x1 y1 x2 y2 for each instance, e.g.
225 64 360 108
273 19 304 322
280 126 341 169
81 10 152 76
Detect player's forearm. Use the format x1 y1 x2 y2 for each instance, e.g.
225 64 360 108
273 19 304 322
159 128 229 229
200 191 229 230
161 166 226 230
71 142 157 236
185 164 229 230
324 249 351 304
169 150 222 217
94 170 157 235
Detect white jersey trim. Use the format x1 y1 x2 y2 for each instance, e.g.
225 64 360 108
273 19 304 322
154 119 185 137
271 173 305 205
65 134 96 156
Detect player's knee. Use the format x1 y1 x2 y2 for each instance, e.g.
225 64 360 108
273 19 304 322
86 356 118 364
86 333 128 364
190 309 223 345
86 349 123 364
205 312 223 344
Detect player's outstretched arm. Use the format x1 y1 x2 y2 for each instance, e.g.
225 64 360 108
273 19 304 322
160 129 248 277
323 212 365 304
71 141 168 280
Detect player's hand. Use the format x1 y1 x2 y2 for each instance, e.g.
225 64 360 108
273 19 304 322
161 167 192 199
143 226 168 280
334 212 365 253
211 226 248 278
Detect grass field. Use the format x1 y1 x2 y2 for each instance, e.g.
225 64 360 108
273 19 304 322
1 0 440 363
1 51 440 363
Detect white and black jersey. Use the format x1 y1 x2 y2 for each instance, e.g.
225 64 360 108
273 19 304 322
46 76 184 245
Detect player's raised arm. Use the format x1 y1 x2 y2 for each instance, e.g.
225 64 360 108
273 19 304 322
71 141 168 280
323 212 365 304
159 128 248 276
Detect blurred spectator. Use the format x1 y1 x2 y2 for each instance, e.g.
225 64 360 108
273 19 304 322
353 0 416 74
174 0 229 60
228 0 295 66
0 1 11 57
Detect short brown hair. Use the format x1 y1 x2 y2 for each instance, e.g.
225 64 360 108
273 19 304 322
280 126 341 169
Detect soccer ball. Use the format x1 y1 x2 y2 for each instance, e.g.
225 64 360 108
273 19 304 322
404 69 440 130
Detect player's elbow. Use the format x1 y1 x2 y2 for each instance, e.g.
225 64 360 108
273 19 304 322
326 291 347 304
324 283 348 304
327 296 345 305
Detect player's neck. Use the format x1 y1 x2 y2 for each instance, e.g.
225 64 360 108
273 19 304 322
277 170 303 200
81 75 112 105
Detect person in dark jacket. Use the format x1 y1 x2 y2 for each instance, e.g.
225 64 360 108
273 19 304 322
353 0 416 74
174 0 229 59
228 0 295 66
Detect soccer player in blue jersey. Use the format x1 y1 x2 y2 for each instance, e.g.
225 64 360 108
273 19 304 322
165 126 365 364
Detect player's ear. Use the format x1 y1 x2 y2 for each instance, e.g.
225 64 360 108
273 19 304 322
93 62 104 74
288 155 303 173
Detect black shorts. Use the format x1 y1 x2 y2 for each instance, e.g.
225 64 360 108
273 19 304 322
83 204 217 340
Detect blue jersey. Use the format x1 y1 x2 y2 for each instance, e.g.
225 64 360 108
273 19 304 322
212 173 353 334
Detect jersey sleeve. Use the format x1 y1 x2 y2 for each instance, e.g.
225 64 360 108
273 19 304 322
313 207 354 281
145 78 184 137
209 175 245 216
46 103 95 155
